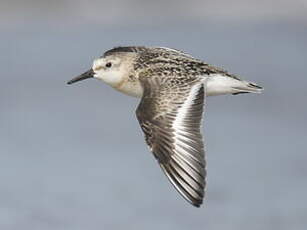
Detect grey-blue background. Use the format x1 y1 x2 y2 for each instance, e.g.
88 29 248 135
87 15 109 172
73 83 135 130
1 1 307 229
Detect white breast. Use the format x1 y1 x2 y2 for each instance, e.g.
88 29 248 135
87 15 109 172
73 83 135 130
115 80 144 98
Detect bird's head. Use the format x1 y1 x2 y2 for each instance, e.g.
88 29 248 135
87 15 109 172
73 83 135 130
67 48 137 88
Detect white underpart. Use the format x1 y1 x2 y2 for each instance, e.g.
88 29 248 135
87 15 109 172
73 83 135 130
113 73 253 98
206 74 246 96
117 80 143 98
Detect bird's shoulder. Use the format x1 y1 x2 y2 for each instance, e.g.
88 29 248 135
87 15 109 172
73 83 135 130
133 47 241 81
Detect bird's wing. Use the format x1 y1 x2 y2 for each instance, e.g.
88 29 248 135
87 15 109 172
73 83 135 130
136 76 206 207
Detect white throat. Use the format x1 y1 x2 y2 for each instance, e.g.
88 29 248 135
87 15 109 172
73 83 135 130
94 70 124 88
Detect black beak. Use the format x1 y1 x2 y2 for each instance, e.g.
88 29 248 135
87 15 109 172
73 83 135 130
67 69 94 85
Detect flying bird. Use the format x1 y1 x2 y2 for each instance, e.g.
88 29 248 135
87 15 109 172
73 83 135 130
67 46 263 207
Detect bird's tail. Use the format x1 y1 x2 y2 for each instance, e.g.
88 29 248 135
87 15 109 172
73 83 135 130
232 81 263 95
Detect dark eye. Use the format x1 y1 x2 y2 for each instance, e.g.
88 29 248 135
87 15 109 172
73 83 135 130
105 62 112 68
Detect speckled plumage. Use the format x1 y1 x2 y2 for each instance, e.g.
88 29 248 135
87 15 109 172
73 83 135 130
106 46 241 81
67 46 263 207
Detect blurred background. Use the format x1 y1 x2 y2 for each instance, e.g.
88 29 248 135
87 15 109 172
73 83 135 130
1 0 307 229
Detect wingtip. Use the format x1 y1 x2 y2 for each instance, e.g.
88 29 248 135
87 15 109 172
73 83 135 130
160 161 205 208
191 199 203 208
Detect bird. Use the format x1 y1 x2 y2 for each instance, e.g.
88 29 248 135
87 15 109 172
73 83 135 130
67 46 263 207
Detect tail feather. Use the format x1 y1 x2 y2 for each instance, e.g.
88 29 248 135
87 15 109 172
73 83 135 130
232 81 263 95
206 75 263 96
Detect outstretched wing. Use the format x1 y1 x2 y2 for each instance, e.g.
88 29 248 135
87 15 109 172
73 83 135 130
136 77 206 207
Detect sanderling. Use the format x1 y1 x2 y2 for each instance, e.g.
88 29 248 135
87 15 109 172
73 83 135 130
67 46 263 207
